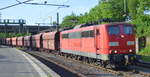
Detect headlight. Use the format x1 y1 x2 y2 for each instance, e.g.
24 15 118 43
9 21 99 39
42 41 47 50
114 50 118 53
129 49 132 52
109 42 119 46
110 50 119 54
127 41 134 45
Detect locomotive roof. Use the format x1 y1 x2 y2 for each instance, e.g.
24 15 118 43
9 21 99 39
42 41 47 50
106 22 132 25
61 22 132 33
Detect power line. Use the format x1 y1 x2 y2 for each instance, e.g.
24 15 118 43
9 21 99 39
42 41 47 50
0 0 70 10
24 2 70 7
16 0 21 3
0 0 33 11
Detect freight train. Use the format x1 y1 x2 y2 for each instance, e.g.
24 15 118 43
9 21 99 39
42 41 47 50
0 22 139 68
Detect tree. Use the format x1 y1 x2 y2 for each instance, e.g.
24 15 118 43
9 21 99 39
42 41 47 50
127 0 139 19
0 33 31 38
98 0 124 21
60 0 150 37
60 13 79 28
52 21 57 26
78 0 125 24
131 0 150 37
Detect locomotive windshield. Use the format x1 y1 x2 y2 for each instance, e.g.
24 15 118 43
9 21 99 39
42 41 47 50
123 25 133 34
108 26 120 35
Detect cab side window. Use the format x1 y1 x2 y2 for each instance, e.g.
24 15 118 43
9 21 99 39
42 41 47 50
81 30 94 38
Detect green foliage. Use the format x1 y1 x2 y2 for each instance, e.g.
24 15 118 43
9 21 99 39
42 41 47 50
127 0 139 19
52 21 57 26
61 0 125 28
138 45 150 62
99 0 124 21
131 0 150 37
78 0 125 24
140 55 150 62
132 15 150 37
0 33 31 38
60 13 79 27
60 0 150 37
139 45 150 56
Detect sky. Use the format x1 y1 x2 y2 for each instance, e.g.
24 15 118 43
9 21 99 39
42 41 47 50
0 0 99 25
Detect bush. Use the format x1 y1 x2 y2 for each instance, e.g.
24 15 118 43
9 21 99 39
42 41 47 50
139 45 150 56
138 45 150 62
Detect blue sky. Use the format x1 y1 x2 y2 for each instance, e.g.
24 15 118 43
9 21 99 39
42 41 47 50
0 0 99 25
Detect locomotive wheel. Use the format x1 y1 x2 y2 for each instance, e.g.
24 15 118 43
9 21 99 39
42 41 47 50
88 58 95 64
108 63 116 69
88 58 92 64
83 57 88 63
66 54 69 58
103 61 107 68
75 56 79 60
79 56 83 61
99 60 107 68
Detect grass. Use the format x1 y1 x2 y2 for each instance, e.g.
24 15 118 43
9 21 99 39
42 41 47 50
138 45 150 62
140 55 150 62
16 47 24 50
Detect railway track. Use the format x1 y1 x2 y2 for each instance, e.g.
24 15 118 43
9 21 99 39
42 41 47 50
57 53 150 77
52 51 150 77
27 52 86 77
127 60 150 77
129 65 150 77
23 49 150 77
25 51 120 77
137 60 150 68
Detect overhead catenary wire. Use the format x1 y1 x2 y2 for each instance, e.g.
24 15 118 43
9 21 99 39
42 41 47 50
0 0 70 11
0 0 70 26
0 0 33 10
24 2 70 7
16 0 21 3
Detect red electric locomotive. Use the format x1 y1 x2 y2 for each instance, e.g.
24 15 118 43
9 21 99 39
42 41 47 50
60 22 137 67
